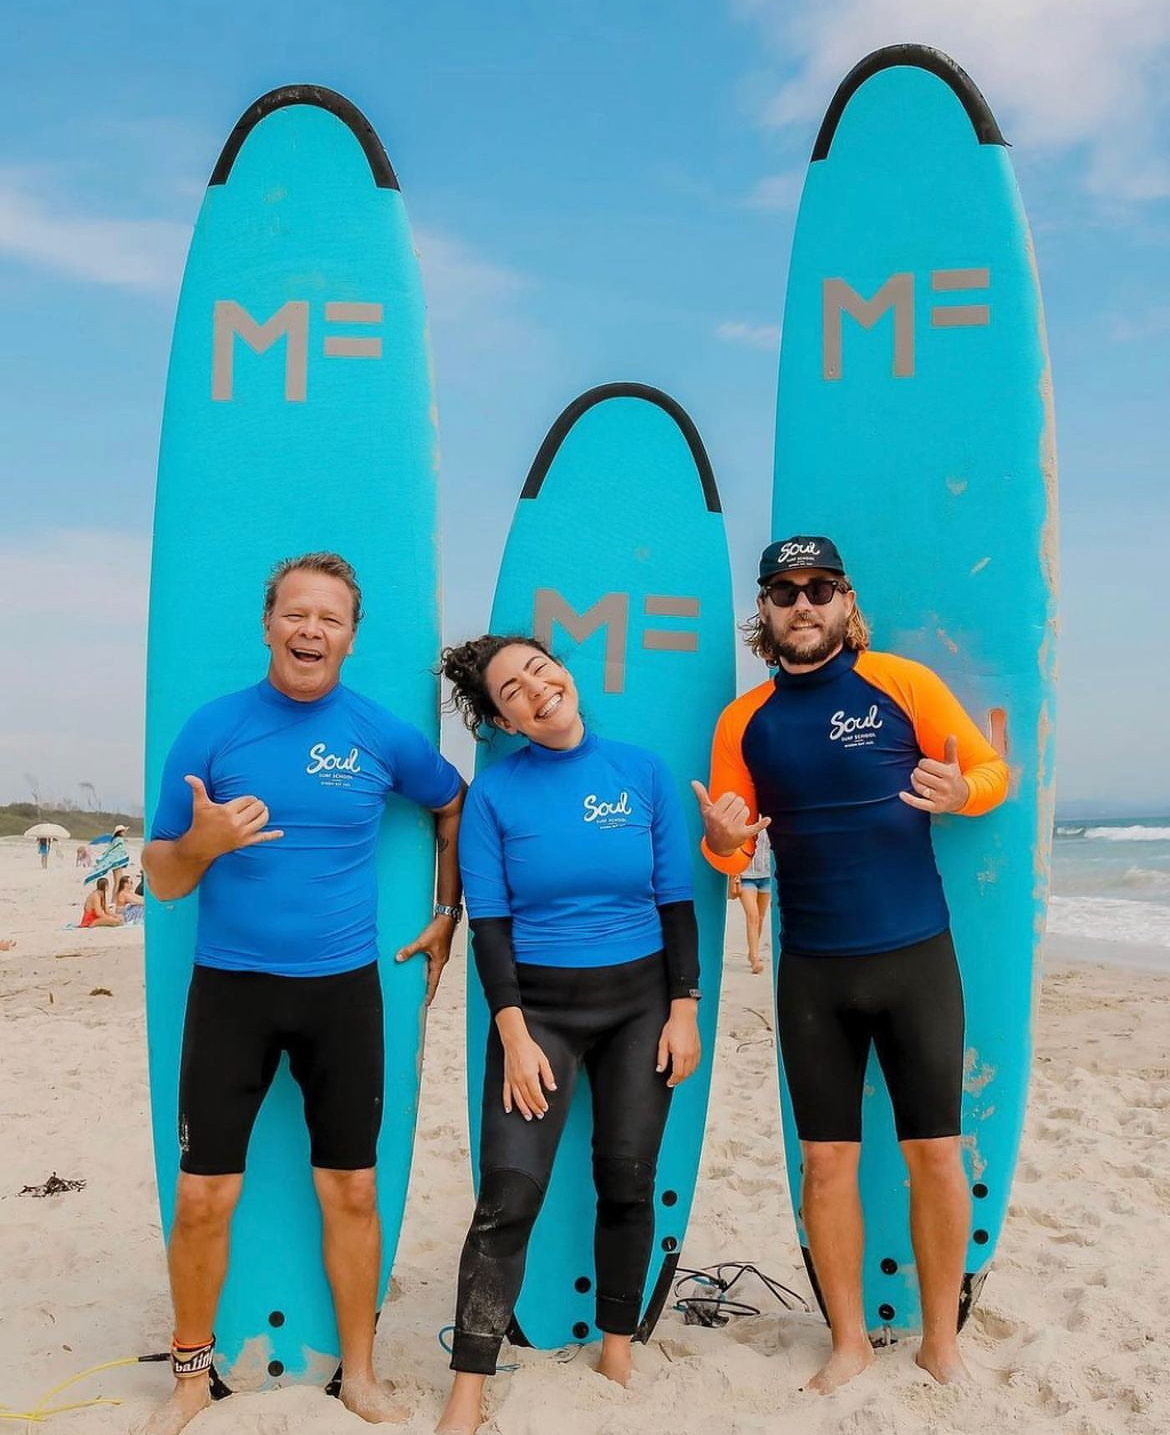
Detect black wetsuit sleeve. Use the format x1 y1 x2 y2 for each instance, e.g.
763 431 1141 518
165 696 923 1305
658 899 699 1000
470 916 521 1017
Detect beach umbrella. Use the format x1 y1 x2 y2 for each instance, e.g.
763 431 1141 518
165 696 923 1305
24 823 70 840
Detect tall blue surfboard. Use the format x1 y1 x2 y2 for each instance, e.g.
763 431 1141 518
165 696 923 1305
467 384 735 1350
145 87 441 1389
771 47 1058 1336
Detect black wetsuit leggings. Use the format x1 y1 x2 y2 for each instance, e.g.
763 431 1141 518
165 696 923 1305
450 952 673 1375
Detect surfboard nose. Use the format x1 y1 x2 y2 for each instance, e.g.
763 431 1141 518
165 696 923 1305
811 44 1006 167
209 84 399 191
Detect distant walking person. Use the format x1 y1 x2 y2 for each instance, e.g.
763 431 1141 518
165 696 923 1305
731 826 771 974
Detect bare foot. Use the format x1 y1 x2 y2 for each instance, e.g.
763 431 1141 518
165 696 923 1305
806 1344 874 1394
0 940 15 951
915 1343 972 1385
436 1389 485 1433
749 961 763 974
134 1379 211 1435
339 1376 410 1424
596 1337 632 1386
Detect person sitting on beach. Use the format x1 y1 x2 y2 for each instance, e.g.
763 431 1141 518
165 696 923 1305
80 877 123 929
436 635 701 1435
139 551 465 1435
114 873 145 925
695 535 1008 1393
76 844 92 869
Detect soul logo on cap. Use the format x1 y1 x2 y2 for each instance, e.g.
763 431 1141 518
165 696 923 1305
777 540 822 564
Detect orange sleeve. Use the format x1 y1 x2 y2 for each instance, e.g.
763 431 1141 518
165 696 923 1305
855 652 1009 816
700 682 772 874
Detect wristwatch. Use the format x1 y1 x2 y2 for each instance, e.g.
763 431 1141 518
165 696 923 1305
433 902 464 923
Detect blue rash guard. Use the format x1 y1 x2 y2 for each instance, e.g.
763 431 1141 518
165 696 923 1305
151 679 462 977
459 730 694 969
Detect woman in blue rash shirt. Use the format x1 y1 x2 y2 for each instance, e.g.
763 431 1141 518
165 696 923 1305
436 634 702 1435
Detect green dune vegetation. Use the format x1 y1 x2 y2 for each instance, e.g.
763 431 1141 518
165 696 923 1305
0 803 143 841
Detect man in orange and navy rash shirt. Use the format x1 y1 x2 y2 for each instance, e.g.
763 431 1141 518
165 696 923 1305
693 535 1007 1396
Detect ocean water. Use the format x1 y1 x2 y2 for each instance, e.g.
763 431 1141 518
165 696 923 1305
1048 816 1170 960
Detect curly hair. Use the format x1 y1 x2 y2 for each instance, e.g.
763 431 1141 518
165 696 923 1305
263 552 364 628
740 580 871 667
440 634 558 740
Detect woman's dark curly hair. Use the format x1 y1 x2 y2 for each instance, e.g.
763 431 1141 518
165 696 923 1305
440 634 558 740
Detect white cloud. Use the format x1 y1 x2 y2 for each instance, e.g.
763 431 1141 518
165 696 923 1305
716 320 781 351
737 0 1170 203
413 227 528 321
2 529 149 809
0 169 190 291
743 169 805 212
1111 303 1170 342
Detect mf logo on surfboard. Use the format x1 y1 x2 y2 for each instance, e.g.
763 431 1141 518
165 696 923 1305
533 590 701 695
822 269 990 380
211 300 384 402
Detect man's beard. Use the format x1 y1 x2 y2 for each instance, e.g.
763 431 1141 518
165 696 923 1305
771 611 849 666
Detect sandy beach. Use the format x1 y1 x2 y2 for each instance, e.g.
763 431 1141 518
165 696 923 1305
1 836 1168 1435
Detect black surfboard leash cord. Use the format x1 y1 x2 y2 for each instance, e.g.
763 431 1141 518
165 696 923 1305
672 1262 811 1326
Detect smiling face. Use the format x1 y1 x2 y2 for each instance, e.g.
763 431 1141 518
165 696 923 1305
757 566 856 671
263 569 356 701
483 643 585 750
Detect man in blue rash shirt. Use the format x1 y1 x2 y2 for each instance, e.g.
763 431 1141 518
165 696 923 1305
141 552 465 1434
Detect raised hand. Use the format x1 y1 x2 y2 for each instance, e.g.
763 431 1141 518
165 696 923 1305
184 774 284 858
898 735 970 815
690 780 770 857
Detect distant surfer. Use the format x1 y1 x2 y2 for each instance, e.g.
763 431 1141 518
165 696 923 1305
694 536 1007 1392
435 635 702 1435
139 552 466 1433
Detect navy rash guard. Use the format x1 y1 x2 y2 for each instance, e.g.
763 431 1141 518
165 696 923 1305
702 649 1008 956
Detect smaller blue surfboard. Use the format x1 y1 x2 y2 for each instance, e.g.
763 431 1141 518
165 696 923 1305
467 385 735 1350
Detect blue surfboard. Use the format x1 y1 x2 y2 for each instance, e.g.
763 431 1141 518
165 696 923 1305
145 86 441 1389
771 46 1058 1336
466 384 735 1350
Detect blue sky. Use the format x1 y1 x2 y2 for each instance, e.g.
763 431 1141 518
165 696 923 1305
3 0 1169 815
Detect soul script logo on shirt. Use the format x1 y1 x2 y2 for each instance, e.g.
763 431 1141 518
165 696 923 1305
829 705 883 748
306 743 363 786
583 791 633 829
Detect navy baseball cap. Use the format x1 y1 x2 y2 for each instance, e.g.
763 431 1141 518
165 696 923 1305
758 535 846 583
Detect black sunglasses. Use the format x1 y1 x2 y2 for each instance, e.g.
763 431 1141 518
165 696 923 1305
761 577 848 608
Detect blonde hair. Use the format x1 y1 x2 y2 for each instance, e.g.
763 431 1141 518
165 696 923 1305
264 552 363 628
740 580 871 667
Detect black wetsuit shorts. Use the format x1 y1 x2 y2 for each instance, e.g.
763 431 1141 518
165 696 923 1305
776 929 964 1143
177 961 384 1175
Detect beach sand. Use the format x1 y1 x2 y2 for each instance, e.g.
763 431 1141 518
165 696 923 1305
1 837 1168 1434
